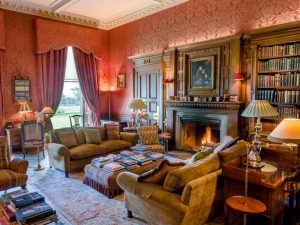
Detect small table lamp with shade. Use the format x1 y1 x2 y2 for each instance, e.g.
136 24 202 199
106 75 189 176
19 101 32 121
241 100 279 168
128 99 147 127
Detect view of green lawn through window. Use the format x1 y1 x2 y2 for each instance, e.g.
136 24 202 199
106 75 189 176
51 47 83 129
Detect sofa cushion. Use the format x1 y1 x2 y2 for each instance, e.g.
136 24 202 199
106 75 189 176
69 144 106 160
187 148 214 164
74 128 86 145
0 137 9 169
218 140 248 164
163 154 220 193
55 129 78 148
99 140 131 153
105 124 121 140
137 160 185 184
84 128 101 144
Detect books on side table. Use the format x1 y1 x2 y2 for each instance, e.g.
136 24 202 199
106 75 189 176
1 189 59 225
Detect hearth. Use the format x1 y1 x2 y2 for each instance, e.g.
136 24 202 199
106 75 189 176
164 101 244 148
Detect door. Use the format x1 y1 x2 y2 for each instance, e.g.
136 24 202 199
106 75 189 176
134 67 162 127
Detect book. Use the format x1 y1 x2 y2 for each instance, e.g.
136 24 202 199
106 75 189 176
103 162 124 172
2 206 16 222
130 145 151 152
11 192 45 209
1 189 29 204
29 214 58 225
146 153 164 160
120 150 135 158
130 154 150 163
117 158 138 169
107 154 121 162
15 201 55 224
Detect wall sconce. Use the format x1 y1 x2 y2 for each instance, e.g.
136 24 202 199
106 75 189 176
234 73 244 101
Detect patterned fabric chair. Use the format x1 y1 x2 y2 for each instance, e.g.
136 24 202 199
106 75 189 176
137 126 165 153
0 136 28 191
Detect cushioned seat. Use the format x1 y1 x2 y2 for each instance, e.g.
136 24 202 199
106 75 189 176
69 144 105 160
99 140 132 153
0 169 28 190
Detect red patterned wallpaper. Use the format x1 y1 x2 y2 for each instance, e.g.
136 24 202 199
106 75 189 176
108 0 300 115
0 11 5 49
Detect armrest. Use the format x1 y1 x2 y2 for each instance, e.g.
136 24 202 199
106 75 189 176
181 169 222 205
9 158 29 174
47 143 70 157
120 132 139 145
117 171 158 198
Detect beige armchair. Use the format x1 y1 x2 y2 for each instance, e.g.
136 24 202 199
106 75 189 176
137 126 165 153
0 136 29 191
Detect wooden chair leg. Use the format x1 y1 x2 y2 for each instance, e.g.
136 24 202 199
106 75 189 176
65 171 69 177
127 210 133 218
21 185 27 189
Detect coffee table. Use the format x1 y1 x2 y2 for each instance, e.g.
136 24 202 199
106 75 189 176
83 160 163 198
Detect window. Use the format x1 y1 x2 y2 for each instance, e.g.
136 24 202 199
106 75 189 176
51 47 86 129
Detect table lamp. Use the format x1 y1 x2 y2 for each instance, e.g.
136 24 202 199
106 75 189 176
19 101 32 121
267 118 300 152
128 99 147 127
241 100 278 168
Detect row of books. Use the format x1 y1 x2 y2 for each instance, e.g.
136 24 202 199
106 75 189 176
257 72 300 87
259 43 300 58
274 106 300 118
257 90 300 104
1 190 57 225
259 57 300 72
91 157 110 168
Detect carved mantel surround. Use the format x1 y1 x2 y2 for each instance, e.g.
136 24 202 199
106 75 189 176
164 101 244 147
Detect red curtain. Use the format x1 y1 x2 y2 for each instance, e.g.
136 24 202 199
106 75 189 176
37 48 67 112
73 47 101 125
0 50 4 135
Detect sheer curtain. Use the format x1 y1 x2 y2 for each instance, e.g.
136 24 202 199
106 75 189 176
37 48 67 112
72 47 101 126
0 50 4 135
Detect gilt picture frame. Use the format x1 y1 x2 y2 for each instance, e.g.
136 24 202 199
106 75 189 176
117 74 126 88
188 56 216 96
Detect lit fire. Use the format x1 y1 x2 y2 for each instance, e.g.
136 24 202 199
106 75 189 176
201 126 214 145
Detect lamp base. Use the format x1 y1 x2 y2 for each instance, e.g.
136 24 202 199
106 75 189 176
247 161 265 168
34 164 45 171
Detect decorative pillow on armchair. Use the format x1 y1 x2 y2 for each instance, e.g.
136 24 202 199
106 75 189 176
105 124 121 140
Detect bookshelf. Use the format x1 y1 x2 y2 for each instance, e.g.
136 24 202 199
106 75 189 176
252 40 300 138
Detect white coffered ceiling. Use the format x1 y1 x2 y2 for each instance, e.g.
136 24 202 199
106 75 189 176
0 0 188 30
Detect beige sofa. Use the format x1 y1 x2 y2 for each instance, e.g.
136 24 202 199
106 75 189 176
117 140 248 225
47 126 139 177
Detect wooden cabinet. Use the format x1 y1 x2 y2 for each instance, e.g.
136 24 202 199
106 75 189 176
6 128 22 153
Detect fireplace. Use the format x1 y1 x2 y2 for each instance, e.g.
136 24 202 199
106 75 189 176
164 101 244 148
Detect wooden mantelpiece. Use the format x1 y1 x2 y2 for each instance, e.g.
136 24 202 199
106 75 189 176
164 101 243 110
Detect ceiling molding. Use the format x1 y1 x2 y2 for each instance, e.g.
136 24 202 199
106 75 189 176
0 0 187 30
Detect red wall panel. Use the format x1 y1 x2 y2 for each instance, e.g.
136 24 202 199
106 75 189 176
108 0 300 115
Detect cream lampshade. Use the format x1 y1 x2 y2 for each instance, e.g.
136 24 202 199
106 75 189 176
241 100 278 168
19 101 32 120
128 99 147 110
41 106 55 115
267 118 300 144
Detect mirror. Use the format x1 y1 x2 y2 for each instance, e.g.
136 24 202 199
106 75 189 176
12 74 31 102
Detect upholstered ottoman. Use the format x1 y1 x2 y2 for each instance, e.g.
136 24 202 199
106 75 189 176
83 161 161 198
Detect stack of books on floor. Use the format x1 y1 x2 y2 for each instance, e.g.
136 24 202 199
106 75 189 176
103 162 125 173
130 154 152 165
91 157 109 168
1 190 58 225
130 145 151 154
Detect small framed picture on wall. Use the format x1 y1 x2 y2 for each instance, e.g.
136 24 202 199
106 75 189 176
117 74 126 88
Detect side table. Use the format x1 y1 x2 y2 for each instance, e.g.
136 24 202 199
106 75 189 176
159 133 172 152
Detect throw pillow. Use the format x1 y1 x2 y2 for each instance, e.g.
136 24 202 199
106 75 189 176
83 128 102 144
137 160 185 184
105 124 121 140
55 129 78 148
0 137 9 169
163 153 220 193
139 131 160 145
213 136 234 153
186 148 214 164
218 140 248 163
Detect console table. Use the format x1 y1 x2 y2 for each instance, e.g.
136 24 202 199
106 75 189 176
223 147 299 225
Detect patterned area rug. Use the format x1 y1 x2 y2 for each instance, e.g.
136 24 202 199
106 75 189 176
28 169 147 225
